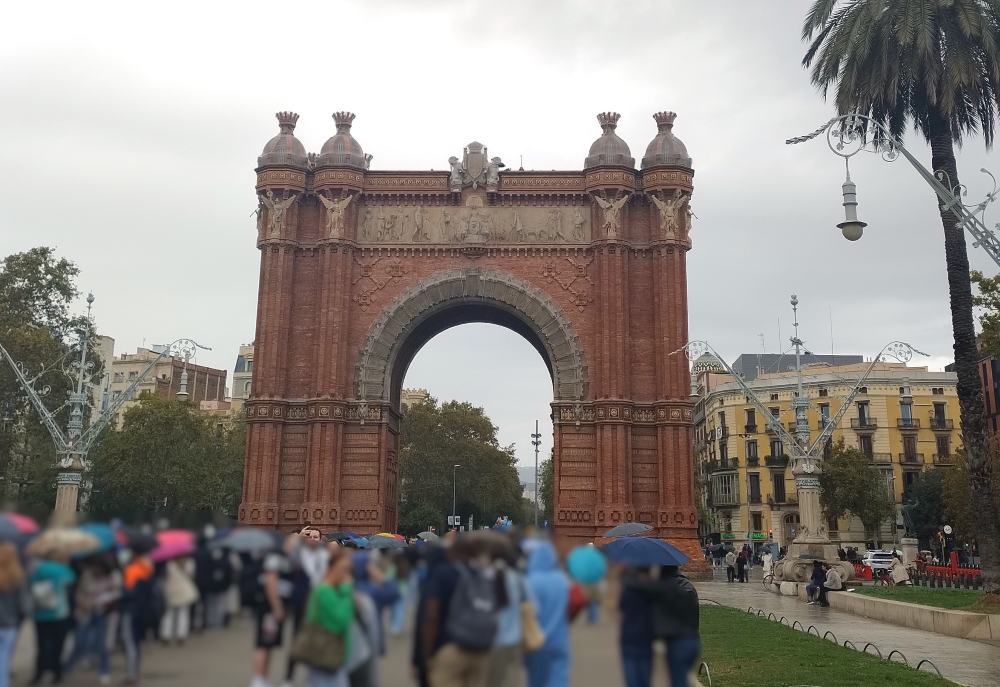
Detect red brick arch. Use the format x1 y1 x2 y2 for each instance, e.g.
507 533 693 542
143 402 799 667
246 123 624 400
240 112 708 571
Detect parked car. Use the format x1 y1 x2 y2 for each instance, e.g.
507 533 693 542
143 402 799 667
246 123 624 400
860 550 895 570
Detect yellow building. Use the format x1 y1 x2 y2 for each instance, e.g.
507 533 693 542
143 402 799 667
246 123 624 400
692 355 962 551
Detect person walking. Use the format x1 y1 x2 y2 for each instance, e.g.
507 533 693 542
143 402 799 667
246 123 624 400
121 547 156 687
486 555 529 687
724 550 736 583
0 543 29 687
618 568 654 687
735 551 747 584
29 555 75 686
523 540 571 687
160 555 198 645
251 538 296 687
302 545 355 687
626 566 701 687
286 526 330 687
64 556 121 685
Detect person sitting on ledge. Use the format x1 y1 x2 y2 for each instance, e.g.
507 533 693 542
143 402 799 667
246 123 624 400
818 563 843 607
805 561 824 605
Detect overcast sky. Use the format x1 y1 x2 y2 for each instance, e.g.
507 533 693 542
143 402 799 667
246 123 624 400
3 1 998 468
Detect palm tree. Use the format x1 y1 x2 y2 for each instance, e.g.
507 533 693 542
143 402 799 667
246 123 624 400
802 0 1000 594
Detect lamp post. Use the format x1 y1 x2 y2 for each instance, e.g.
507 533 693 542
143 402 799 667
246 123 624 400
0 293 209 515
787 114 1000 267
679 298 925 582
531 421 542 527
452 464 460 531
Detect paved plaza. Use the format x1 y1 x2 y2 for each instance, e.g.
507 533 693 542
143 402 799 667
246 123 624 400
4 578 997 686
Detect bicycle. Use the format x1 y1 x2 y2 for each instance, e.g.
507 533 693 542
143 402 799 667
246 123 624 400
762 572 776 590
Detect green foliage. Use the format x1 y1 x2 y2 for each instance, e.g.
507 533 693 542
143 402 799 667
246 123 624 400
906 467 946 546
538 456 554 525
819 440 895 537
700 606 953 687
973 270 1000 358
852 585 984 611
0 248 101 509
88 395 244 516
398 398 524 535
941 444 1000 545
802 1 1000 146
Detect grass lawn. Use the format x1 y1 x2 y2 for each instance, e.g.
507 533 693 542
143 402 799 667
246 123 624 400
700 606 952 687
851 585 984 610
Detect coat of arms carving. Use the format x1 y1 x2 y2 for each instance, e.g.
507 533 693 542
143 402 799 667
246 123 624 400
449 141 503 192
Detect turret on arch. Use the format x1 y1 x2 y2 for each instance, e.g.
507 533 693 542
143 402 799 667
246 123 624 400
241 110 708 574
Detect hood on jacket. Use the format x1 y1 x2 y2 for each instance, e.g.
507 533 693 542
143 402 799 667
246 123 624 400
527 541 559 575
352 553 371 582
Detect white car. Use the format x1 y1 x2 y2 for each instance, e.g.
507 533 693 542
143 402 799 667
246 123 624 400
860 550 895 570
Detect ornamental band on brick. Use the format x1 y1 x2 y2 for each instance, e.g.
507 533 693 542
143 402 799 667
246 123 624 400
241 110 707 573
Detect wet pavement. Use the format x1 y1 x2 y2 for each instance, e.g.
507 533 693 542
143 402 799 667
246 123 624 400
694 575 1000 687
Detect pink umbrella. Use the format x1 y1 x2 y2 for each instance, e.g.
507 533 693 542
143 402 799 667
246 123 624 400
156 529 194 546
2 512 39 534
151 540 196 563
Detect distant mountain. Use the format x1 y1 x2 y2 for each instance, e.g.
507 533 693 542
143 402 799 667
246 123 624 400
517 466 536 488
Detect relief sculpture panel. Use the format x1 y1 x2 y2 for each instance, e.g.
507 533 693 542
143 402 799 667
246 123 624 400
355 198 590 245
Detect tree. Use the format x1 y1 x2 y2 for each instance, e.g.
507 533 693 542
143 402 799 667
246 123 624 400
538 456 554 525
0 248 103 509
906 468 946 547
398 398 525 535
88 395 244 516
803 0 1000 593
942 443 1000 545
820 441 895 545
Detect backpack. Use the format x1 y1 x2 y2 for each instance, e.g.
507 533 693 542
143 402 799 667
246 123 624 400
444 563 499 652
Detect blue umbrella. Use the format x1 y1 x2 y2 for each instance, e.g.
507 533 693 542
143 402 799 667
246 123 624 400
600 537 690 567
73 523 117 560
567 545 607 584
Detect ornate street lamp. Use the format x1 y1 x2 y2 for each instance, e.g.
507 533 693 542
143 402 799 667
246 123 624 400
787 114 1000 266
531 421 542 527
0 294 209 514
679 297 926 582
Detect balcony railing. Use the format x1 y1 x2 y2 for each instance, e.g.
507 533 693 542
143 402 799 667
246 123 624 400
851 418 878 430
744 424 758 434
868 452 892 463
933 454 955 465
720 426 730 439
765 455 790 467
930 418 954 431
897 418 920 430
767 495 797 507
817 418 834 431
899 453 925 464
746 456 760 467
708 458 739 473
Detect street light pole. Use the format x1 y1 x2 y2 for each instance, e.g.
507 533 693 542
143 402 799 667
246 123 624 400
452 464 460 531
531 421 542 527
679 308 926 581
0 293 209 515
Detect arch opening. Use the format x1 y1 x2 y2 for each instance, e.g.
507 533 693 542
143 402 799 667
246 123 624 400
355 267 589 409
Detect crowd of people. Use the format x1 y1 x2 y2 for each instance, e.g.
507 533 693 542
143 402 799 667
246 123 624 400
0 518 704 687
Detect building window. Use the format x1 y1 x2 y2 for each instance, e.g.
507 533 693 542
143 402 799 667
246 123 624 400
246 360 253 372
932 387 944 395
902 435 917 460
720 442 729 462
933 402 946 421
902 471 919 498
770 394 779 402
859 435 873 458
819 403 830 428
113 372 124 383
718 411 726 427
770 439 783 457
880 469 895 500
711 473 740 506
827 517 839 532
128 371 138 380
748 473 761 504
858 387 868 395
769 406 780 417
772 473 786 503
746 440 758 459
751 512 763 532
900 402 913 426
745 409 756 432
936 435 950 457
819 388 829 397
244 381 251 394
857 401 870 424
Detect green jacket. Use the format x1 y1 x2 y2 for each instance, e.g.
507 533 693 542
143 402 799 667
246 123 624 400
307 581 355 661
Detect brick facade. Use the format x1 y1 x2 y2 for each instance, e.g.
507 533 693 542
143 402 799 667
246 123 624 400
241 111 707 567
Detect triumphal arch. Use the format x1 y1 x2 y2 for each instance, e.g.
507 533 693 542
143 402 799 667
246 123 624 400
241 109 703 562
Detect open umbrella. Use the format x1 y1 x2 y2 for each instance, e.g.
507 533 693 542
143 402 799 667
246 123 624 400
368 535 407 550
151 529 196 562
0 513 38 535
116 526 157 554
417 531 439 542
600 537 690 567
72 523 117 559
27 528 102 559
602 523 653 538
210 527 285 553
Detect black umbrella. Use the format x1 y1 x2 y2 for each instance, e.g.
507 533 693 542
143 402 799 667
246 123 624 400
602 523 653 538
368 535 408 550
117 526 157 554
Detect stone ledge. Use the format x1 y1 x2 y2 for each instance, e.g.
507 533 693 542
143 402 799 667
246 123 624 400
769 581 1000 642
